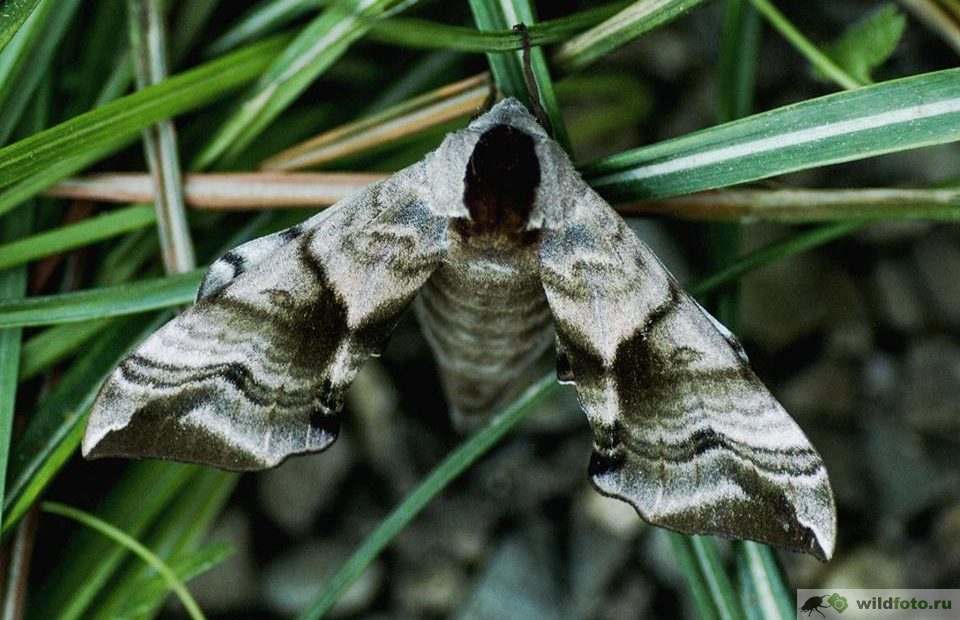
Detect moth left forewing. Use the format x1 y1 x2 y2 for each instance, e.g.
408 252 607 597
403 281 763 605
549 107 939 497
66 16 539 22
539 184 836 560
84 164 448 470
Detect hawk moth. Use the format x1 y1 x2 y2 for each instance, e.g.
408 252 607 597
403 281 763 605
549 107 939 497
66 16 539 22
83 98 837 560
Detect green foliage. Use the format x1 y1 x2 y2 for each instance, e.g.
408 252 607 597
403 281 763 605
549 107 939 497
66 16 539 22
819 4 907 84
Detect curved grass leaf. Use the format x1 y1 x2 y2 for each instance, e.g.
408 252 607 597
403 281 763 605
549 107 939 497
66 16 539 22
819 4 906 85
89 470 238 620
0 0 82 145
0 34 289 193
554 0 707 73
584 68 960 200
2 314 165 535
194 0 417 169
0 205 156 272
0 0 42 54
748 0 860 90
41 500 205 620
103 542 232 620
0 271 200 329
735 541 793 620
0 207 32 532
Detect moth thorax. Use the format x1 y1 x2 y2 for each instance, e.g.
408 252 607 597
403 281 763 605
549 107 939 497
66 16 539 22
460 123 541 237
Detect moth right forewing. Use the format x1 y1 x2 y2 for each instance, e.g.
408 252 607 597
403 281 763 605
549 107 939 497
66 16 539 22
538 181 837 560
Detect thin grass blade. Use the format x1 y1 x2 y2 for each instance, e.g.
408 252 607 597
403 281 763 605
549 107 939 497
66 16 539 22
735 541 793 620
554 0 707 73
584 68 960 200
49 172 385 208
0 204 31 532
0 205 156 272
128 0 196 274
41 501 206 620
89 470 238 620
0 0 42 54
193 0 418 170
0 34 289 193
2 314 167 534
262 73 492 170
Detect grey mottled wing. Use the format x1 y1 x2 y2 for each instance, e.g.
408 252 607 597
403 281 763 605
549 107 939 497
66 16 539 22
539 185 836 560
83 166 447 470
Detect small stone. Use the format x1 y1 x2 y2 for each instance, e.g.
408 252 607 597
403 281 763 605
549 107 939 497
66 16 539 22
778 359 857 421
262 540 383 617
393 556 468 617
915 229 960 329
870 259 926 332
256 432 354 535
740 246 863 352
187 509 258 614
903 338 960 434
454 525 563 620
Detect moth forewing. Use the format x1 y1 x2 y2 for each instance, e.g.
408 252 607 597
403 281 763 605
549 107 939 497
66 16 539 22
83 98 836 559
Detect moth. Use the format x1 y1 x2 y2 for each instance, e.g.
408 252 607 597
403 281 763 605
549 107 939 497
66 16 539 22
84 98 837 560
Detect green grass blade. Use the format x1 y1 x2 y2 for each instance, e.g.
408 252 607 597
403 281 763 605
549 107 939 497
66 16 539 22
470 0 527 99
0 205 156 272
748 0 860 90
29 461 195 619
128 0 196 274
717 0 760 123
299 374 557 620
366 3 630 52
735 541 793 620
584 68 960 200
689 221 864 297
554 0 707 73
0 34 289 192
690 536 746 620
193 0 415 169
104 542 232 620
0 133 135 218
667 533 720 620
41 500 206 620
0 203 32 532
469 0 571 150
819 4 906 85
0 0 42 54
0 271 200 328
0 0 82 145
205 0 328 57
90 470 238 620
2 314 166 534
19 320 112 381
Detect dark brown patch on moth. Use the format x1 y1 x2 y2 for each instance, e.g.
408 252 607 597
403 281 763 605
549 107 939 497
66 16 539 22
461 124 541 237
